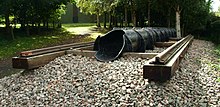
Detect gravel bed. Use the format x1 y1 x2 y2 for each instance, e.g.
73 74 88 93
0 39 219 106
145 47 166 53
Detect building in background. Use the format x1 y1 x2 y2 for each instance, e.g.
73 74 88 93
61 3 96 23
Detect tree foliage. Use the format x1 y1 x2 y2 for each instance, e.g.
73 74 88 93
0 0 214 39
77 0 211 35
76 0 118 27
0 0 69 38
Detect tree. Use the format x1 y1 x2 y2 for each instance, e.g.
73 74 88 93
76 0 103 27
76 0 118 28
218 5 220 12
147 0 151 26
0 0 14 39
0 0 69 38
157 0 211 38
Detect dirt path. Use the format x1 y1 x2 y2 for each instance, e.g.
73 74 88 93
65 26 103 39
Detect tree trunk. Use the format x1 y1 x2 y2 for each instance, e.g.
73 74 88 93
113 16 116 27
125 6 128 27
58 22 62 28
140 14 145 27
176 5 181 38
132 11 137 27
109 11 112 28
167 7 171 28
10 26 14 40
5 13 14 40
96 12 101 28
43 20 46 27
38 23 41 34
120 17 123 27
46 21 49 29
5 13 10 34
53 21 55 28
26 24 30 36
181 24 184 36
148 0 151 27
114 16 118 27
104 12 107 28
32 23 34 27
20 20 25 29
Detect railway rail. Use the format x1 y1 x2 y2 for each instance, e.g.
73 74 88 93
12 33 193 81
20 42 94 57
144 35 194 81
12 42 94 69
152 35 193 64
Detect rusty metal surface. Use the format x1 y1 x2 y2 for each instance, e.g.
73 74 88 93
151 35 193 64
20 42 94 57
143 35 194 81
13 42 94 69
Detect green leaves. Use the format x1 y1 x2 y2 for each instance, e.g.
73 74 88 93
76 0 118 15
0 0 69 28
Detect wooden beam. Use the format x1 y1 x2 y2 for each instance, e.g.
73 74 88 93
20 42 94 57
12 49 158 70
12 51 66 69
143 36 193 81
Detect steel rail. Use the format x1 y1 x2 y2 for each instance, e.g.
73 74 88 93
143 35 194 81
20 42 94 57
152 35 193 64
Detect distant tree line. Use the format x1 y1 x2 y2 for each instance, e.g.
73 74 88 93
0 0 70 39
75 0 213 38
0 0 217 41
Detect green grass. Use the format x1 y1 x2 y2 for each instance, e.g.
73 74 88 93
0 29 75 60
62 23 111 28
0 23 109 60
62 23 96 27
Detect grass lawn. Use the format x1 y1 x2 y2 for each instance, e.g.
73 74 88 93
0 29 73 60
0 23 108 60
62 23 96 27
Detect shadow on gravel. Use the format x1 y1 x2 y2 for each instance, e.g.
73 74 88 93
0 58 24 79
20 69 35 76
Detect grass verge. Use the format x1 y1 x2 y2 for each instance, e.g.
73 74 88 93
0 23 109 60
0 29 74 60
62 23 96 27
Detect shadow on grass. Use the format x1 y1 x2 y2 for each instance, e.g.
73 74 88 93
0 26 100 60
0 24 109 79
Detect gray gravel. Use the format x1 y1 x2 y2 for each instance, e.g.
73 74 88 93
145 47 167 53
0 39 219 106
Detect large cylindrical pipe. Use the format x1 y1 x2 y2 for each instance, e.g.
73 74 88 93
147 28 162 42
95 29 144 61
94 27 176 61
95 30 126 61
135 29 154 50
